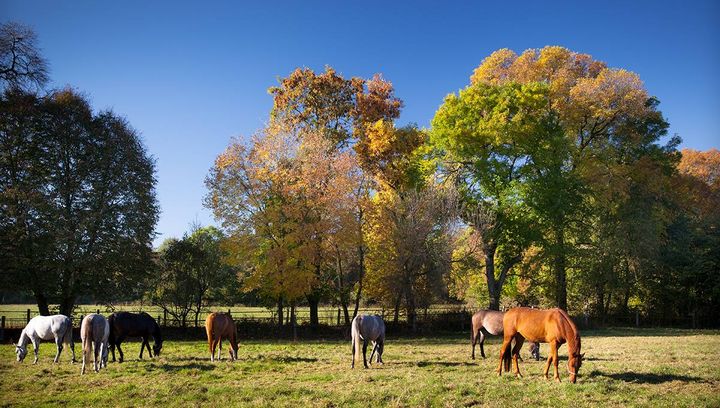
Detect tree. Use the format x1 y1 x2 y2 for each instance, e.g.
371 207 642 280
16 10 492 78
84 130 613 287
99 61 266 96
149 226 236 327
0 88 159 315
0 22 49 91
464 46 670 310
364 185 455 330
430 82 552 310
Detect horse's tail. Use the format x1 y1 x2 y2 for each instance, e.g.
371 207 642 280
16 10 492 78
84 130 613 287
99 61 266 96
63 316 74 346
81 317 93 356
206 314 215 352
351 316 362 363
502 338 512 372
107 314 115 345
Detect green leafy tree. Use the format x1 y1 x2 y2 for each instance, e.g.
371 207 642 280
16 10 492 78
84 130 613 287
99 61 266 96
0 88 158 316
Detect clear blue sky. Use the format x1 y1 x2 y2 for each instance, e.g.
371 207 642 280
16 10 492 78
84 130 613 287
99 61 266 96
4 1 719 246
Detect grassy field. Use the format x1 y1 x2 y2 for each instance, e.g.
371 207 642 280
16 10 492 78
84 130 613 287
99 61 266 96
1 328 718 407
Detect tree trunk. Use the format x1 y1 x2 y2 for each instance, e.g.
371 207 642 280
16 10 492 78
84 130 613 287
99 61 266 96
393 294 401 325
59 296 75 318
484 244 500 311
352 244 365 319
307 293 320 329
554 226 568 311
290 304 297 341
34 291 50 316
277 297 284 328
342 303 350 325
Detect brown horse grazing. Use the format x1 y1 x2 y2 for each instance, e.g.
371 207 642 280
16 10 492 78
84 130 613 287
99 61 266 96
472 310 541 360
497 307 584 383
205 312 238 362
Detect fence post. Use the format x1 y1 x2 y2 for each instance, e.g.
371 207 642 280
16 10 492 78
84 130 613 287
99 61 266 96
164 310 167 326
158 315 162 327
337 308 341 326
26 309 30 323
1 315 5 342
97 309 100 315
635 309 640 327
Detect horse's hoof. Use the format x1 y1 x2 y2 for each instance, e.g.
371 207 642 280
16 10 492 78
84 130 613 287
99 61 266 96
555 377 561 383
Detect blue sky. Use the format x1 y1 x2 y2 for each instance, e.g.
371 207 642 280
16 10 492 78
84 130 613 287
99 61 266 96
4 1 719 246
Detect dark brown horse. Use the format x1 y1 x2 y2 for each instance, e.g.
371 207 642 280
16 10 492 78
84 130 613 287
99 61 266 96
497 307 583 383
108 312 163 363
205 312 238 361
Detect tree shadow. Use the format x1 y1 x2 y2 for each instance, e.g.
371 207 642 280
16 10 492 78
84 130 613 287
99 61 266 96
268 356 318 363
588 370 706 384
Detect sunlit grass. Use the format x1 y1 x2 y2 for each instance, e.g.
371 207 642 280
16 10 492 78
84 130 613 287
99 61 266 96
1 329 718 407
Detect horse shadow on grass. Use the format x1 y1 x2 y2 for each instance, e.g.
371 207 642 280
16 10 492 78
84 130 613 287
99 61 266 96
414 361 474 368
587 369 707 384
158 362 217 372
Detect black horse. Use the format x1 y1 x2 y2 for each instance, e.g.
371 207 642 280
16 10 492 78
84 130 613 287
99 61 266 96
108 312 163 363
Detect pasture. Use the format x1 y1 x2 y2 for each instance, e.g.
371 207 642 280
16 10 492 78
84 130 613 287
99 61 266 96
1 328 719 407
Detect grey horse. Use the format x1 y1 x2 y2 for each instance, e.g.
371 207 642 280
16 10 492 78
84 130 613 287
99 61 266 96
80 314 110 374
16 315 76 364
351 314 385 369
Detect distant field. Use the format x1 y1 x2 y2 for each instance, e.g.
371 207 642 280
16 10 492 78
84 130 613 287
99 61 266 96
1 328 718 407
0 304 464 327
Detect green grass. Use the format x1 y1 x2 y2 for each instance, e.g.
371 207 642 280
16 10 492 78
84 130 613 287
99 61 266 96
1 329 719 407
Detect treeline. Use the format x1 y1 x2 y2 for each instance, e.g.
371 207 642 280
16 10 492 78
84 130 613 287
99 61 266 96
1 23 717 328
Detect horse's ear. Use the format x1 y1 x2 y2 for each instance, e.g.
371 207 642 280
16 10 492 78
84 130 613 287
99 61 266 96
580 353 585 359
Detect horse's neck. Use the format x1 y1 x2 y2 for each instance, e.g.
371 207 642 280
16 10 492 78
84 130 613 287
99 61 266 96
17 329 31 347
152 325 162 343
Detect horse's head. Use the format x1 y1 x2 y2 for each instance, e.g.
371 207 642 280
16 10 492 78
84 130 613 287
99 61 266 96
568 352 585 383
153 340 163 357
15 345 27 362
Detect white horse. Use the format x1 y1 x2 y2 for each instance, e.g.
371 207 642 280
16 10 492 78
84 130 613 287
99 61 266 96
16 315 75 364
351 314 385 369
80 314 110 374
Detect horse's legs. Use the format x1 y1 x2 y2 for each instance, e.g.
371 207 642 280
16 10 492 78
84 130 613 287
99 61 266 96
210 338 219 362
471 327 477 360
145 337 154 358
479 330 487 359
543 344 554 379
94 340 101 372
511 336 525 378
552 342 560 382
362 339 369 369
116 336 126 363
377 340 384 364
497 336 512 376
218 336 223 361
69 333 76 363
54 336 63 363
139 337 146 359
31 338 40 364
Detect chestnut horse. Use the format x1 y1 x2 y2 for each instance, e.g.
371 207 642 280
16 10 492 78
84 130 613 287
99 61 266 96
497 307 584 383
205 312 238 361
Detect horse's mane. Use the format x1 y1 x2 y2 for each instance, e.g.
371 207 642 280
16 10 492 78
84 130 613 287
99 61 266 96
557 309 580 353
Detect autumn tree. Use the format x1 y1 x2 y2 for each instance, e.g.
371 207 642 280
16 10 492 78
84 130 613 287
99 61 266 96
0 88 159 315
461 46 673 310
266 67 403 326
